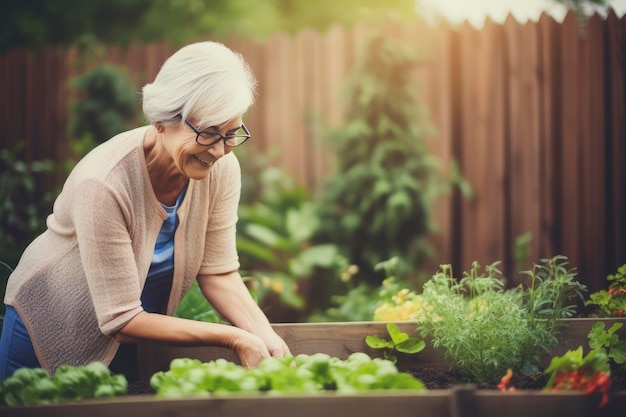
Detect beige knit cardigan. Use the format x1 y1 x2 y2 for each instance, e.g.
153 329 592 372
4 126 241 374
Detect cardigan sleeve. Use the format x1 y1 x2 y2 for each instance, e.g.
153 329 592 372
198 152 241 275
71 177 145 335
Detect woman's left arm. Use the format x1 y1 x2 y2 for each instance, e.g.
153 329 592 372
197 271 291 357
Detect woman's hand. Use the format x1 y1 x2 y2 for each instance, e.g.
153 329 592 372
229 331 272 369
255 328 291 358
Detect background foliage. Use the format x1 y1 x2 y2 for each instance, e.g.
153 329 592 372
314 22 454 286
68 65 140 146
0 0 418 53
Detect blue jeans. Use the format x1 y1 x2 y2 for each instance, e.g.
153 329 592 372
0 305 40 379
0 305 143 382
0 275 170 380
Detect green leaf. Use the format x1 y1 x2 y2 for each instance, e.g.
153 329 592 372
387 323 409 345
285 203 319 244
610 340 626 364
244 223 284 247
396 338 426 354
289 245 340 276
365 335 393 349
607 322 624 335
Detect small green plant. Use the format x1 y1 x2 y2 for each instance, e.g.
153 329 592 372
372 257 426 321
365 322 425 364
416 256 586 384
588 322 626 367
0 362 127 406
543 347 611 408
585 263 626 317
540 319 626 408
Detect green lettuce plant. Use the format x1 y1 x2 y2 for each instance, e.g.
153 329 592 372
150 352 425 397
0 362 127 406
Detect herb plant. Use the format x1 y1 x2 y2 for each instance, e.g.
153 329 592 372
416 256 586 384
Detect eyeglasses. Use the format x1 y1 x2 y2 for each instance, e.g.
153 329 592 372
184 119 251 147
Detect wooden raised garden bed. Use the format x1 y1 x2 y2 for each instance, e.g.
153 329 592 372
3 318 625 417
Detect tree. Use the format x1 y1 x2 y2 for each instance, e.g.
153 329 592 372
0 0 154 52
314 20 453 285
1 0 419 52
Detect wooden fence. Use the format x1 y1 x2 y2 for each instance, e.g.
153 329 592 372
0 11 625 292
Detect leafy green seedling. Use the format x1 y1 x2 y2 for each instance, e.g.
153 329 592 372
365 323 425 363
588 322 626 367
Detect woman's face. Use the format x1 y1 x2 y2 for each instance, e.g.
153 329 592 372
162 116 243 180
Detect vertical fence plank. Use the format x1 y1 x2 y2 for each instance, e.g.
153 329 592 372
260 33 293 169
581 14 607 291
537 13 561 269
559 12 583 277
606 11 626 275
457 18 508 273
298 29 327 193
418 23 455 271
505 17 543 281
226 36 268 153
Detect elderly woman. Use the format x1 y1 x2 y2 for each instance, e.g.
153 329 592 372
0 41 290 380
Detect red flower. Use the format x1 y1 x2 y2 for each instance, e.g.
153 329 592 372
550 371 611 408
497 369 516 392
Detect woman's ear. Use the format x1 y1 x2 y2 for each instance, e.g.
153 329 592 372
155 122 165 133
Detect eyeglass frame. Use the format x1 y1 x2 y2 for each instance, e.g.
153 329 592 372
184 119 251 147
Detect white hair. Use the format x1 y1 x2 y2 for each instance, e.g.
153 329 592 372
141 41 257 128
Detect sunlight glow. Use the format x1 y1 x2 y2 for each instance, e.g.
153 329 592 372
418 0 626 27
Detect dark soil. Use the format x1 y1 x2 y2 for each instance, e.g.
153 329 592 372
127 380 156 395
407 363 626 392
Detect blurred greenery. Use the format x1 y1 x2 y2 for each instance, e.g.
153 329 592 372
68 65 140 145
234 146 350 322
0 143 56 266
176 281 228 324
1 0 419 53
314 20 462 286
0 144 57 324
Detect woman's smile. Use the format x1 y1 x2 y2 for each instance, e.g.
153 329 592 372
193 154 214 166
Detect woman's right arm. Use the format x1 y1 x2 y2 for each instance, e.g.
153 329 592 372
113 311 272 368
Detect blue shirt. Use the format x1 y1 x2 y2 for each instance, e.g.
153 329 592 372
141 188 186 313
